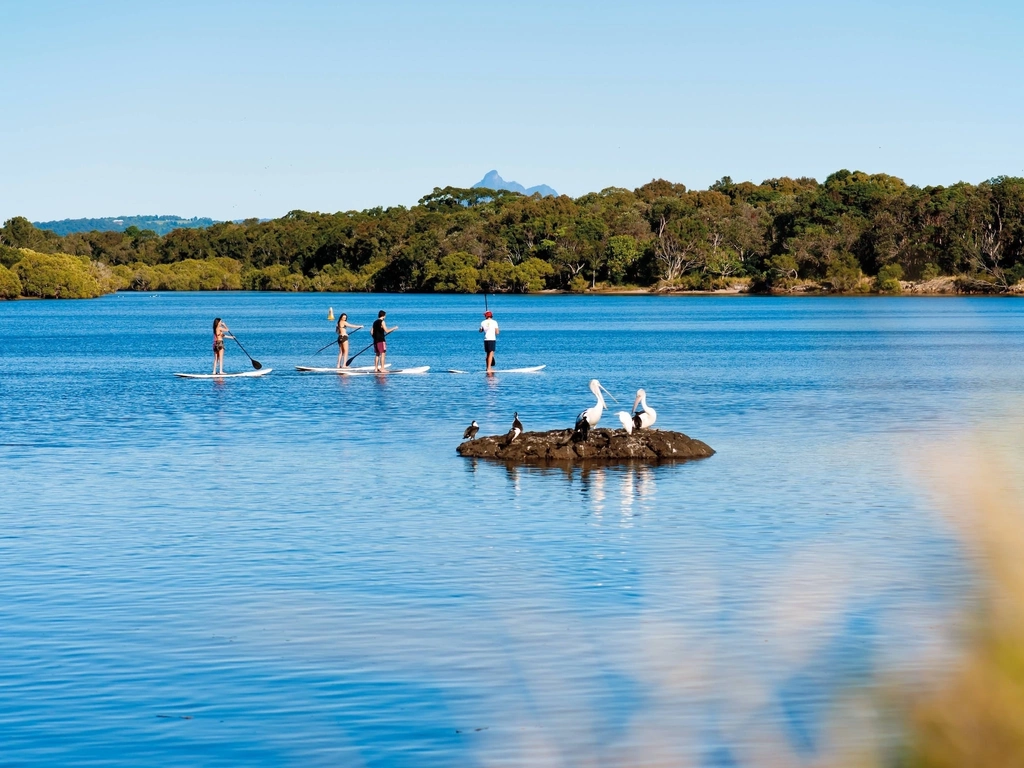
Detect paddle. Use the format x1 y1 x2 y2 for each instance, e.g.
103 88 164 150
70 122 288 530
315 328 360 355
230 335 262 370
346 328 395 366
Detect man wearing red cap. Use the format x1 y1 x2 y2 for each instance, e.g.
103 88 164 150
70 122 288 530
479 310 499 373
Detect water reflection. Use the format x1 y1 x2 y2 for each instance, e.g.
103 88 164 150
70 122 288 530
3 293 1008 767
468 460 663 525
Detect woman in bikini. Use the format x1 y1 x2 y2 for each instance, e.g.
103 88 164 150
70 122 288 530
212 317 233 374
335 313 363 369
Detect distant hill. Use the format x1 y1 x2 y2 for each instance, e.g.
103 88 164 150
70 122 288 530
472 170 557 197
32 215 219 236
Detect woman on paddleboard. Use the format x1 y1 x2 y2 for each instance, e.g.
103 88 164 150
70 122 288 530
335 313 363 369
479 310 499 373
212 318 233 375
372 310 398 373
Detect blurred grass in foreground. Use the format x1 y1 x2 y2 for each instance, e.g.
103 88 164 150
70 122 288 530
897 445 1024 768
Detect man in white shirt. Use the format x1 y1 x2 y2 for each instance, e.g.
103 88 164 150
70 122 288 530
479 310 499 373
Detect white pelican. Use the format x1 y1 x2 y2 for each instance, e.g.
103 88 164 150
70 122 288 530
617 388 657 434
506 412 523 445
463 420 479 440
573 379 616 441
616 411 634 434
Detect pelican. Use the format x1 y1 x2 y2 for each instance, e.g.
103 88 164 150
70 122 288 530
617 388 656 434
632 389 656 430
616 411 634 434
506 412 523 445
572 379 616 441
463 420 479 440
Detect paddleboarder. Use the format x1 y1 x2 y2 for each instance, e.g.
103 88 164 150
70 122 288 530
334 313 363 369
479 310 499 373
212 317 234 375
372 310 398 372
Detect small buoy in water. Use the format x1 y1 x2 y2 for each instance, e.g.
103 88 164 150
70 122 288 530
327 307 334 321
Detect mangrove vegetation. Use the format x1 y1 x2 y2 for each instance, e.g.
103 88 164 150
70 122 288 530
3 170 1024 299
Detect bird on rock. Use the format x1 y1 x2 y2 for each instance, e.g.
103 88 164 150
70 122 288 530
617 388 657 434
572 379 616 442
506 412 523 445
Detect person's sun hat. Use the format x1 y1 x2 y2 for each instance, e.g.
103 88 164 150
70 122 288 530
484 310 493 318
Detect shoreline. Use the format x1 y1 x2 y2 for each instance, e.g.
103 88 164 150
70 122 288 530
9 277 1024 301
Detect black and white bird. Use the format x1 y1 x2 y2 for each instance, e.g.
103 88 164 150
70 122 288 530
505 412 523 445
462 420 479 440
572 379 615 442
617 388 657 434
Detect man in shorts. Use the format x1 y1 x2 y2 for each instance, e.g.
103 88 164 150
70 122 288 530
479 310 499 373
372 310 398 372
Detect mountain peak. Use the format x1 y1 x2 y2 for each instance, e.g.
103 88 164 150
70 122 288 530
471 170 557 197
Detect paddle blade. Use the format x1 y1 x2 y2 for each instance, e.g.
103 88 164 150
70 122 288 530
251 359 263 370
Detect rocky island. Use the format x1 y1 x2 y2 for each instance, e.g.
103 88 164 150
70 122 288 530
457 428 715 464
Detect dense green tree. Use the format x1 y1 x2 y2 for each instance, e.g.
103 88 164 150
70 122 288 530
14 251 105 298
8 171 1024 297
0 263 22 298
2 217 61 252
424 251 480 293
876 263 904 293
605 235 642 284
0 244 23 268
824 253 863 293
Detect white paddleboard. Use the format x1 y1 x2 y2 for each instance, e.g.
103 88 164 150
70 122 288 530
337 365 430 375
295 364 390 373
447 365 546 374
174 368 273 379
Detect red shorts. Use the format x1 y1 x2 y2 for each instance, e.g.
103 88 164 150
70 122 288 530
374 341 387 354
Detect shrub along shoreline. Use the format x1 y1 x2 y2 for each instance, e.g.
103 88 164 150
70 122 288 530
5 170 1024 299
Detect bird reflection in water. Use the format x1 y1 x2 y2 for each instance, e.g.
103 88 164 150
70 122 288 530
578 465 657 525
503 462 521 494
472 461 658 520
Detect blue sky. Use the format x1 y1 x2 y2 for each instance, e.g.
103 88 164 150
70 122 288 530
2 0 1023 221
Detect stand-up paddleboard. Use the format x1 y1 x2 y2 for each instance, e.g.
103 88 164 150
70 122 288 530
447 365 546 374
338 365 430 375
295 364 391 373
174 368 273 379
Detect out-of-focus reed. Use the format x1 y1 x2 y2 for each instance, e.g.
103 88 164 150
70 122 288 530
896 444 1024 767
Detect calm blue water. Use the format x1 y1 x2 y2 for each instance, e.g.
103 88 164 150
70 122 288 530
2 292 1022 767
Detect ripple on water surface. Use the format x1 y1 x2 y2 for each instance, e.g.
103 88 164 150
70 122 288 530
1 293 1017 766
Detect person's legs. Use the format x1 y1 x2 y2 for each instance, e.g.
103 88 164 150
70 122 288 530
484 340 495 371
336 342 344 369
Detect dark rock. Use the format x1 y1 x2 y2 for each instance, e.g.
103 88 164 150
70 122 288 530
457 428 714 464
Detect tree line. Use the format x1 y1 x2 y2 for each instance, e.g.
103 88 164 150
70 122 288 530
3 170 1024 299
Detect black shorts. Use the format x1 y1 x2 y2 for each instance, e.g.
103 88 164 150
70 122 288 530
484 340 496 353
